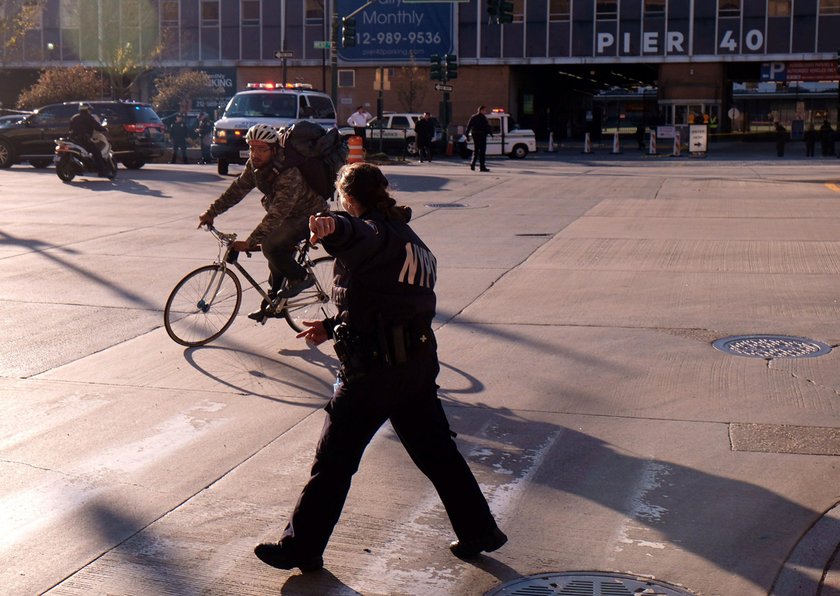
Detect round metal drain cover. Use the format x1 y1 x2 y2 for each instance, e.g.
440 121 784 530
485 572 694 596
713 335 831 359
426 202 468 208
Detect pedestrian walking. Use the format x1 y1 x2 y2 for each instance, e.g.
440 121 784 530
465 105 492 172
414 112 434 162
635 124 645 150
820 121 834 157
774 122 787 157
253 162 507 573
804 123 817 157
347 105 372 149
196 113 213 164
169 113 189 164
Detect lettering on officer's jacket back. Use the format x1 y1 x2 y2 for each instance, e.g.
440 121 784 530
398 242 436 288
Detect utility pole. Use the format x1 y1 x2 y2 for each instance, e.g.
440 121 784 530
330 1 338 105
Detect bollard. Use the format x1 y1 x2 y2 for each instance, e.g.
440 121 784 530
346 135 364 164
673 131 681 157
648 131 657 155
583 132 592 154
611 131 622 154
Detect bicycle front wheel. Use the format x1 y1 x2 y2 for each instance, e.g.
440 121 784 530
283 256 337 333
164 264 242 347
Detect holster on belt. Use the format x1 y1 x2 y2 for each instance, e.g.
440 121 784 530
333 315 434 382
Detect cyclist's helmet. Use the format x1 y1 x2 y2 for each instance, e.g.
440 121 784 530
246 123 281 145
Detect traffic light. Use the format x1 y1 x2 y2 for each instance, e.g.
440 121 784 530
487 0 499 17
341 17 356 48
430 54 443 81
498 0 514 23
445 54 458 80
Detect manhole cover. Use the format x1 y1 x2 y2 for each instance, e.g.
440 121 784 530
712 335 831 359
485 572 694 596
426 202 468 208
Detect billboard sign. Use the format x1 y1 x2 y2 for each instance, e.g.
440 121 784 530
760 61 838 82
336 0 454 63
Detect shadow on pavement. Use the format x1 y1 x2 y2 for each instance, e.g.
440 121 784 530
280 568 360 595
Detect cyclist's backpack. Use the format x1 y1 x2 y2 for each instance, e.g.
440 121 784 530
279 121 348 200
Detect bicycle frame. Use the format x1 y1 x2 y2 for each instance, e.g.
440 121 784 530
206 225 327 311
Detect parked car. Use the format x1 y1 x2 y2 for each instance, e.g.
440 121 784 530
0 113 31 127
456 108 536 159
339 112 445 157
0 101 167 169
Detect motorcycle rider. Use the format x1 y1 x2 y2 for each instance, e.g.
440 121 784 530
68 104 107 176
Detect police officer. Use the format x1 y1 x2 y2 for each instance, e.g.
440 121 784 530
68 104 107 176
253 162 507 572
197 124 326 319
465 105 492 172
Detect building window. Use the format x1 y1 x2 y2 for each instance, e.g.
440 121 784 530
820 0 840 14
161 0 179 24
768 0 791 16
596 1 617 19
548 0 570 21
242 0 260 26
644 0 666 15
306 0 324 25
201 0 219 26
718 0 741 17
512 0 524 23
61 0 80 28
338 69 355 88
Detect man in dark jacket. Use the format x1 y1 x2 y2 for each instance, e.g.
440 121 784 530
414 112 434 162
169 114 189 164
196 113 213 164
465 105 492 172
68 104 107 176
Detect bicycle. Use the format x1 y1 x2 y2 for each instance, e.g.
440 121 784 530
163 225 336 347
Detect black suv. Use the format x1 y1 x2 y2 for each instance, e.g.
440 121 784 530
0 101 167 170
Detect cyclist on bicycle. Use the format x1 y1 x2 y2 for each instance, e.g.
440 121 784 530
197 123 329 321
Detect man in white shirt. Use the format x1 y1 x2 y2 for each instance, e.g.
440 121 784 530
347 105 372 148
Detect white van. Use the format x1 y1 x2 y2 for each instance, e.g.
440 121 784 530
211 83 337 175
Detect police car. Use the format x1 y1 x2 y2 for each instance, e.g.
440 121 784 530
211 82 337 175
458 108 537 159
340 112 444 157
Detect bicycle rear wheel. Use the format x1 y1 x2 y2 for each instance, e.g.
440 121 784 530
164 264 242 346
283 256 336 333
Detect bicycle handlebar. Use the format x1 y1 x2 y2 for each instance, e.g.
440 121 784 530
202 223 315 254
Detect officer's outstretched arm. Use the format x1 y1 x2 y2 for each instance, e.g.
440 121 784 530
309 214 336 244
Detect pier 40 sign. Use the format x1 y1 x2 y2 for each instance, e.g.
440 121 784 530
337 0 454 63
595 28 767 56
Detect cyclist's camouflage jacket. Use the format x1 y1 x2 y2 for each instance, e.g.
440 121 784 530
204 157 328 247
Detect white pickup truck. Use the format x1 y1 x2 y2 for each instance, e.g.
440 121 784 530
458 109 536 159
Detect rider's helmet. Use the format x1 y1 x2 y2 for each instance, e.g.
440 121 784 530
245 123 281 145
79 103 92 113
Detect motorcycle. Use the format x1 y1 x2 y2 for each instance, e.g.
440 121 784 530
54 124 117 182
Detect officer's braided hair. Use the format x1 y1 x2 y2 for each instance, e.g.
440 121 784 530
337 162 411 223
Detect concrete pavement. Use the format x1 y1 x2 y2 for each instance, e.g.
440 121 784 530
1 147 840 595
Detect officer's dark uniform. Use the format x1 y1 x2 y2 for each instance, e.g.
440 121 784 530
278 209 499 560
466 109 491 171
